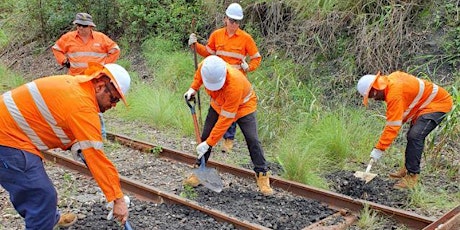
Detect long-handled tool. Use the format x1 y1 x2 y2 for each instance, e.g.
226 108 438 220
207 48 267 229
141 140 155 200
354 158 378 183
185 97 223 193
191 18 203 128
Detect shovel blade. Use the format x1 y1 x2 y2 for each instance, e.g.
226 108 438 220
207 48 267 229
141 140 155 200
193 167 223 193
354 171 377 183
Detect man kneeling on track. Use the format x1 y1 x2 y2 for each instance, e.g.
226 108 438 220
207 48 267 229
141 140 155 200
183 55 273 196
0 63 131 229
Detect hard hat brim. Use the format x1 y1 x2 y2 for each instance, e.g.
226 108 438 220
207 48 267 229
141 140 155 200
363 71 381 106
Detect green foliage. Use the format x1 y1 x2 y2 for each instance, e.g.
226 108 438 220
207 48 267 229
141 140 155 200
356 204 386 229
180 185 197 199
150 146 163 157
0 64 26 92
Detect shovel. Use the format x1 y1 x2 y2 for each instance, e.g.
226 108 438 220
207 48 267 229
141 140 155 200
354 158 378 183
185 97 223 193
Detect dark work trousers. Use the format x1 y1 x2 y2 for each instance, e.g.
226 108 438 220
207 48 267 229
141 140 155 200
0 146 60 230
198 106 268 173
405 112 446 174
223 122 237 140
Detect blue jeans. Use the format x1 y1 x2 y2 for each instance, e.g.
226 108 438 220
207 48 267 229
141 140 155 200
405 112 446 174
0 146 60 229
223 122 237 140
198 107 268 173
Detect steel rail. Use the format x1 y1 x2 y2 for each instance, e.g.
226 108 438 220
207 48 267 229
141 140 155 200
422 205 460 230
107 132 439 229
43 149 270 230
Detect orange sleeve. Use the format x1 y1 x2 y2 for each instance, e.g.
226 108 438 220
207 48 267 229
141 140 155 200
52 34 69 65
67 109 123 202
102 34 120 64
376 91 404 150
190 62 204 90
245 35 261 72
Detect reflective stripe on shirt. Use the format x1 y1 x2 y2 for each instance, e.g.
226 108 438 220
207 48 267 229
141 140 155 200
76 140 104 151
386 120 403 126
216 50 245 60
3 91 48 150
403 79 438 122
26 82 71 144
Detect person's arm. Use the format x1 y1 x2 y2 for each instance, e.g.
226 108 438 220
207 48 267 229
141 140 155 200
245 35 262 72
51 35 68 66
375 96 404 150
67 109 124 202
103 35 120 64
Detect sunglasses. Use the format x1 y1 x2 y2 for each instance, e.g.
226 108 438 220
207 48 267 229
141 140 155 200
105 83 120 103
228 18 240 24
76 24 89 28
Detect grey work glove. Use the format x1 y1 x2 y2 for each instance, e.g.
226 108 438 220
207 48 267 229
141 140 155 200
188 33 197 46
184 88 196 101
196 141 210 159
240 59 249 72
370 148 384 161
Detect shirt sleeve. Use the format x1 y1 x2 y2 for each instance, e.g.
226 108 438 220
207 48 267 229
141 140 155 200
375 93 404 150
66 109 123 202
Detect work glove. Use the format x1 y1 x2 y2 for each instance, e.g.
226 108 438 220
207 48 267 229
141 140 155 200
188 33 197 46
240 59 249 72
184 88 196 101
70 142 85 163
63 59 70 68
370 148 384 161
196 141 210 159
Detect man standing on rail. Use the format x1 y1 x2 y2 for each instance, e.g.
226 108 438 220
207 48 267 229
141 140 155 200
0 62 130 229
357 71 452 189
52 12 121 138
188 3 262 153
183 55 273 196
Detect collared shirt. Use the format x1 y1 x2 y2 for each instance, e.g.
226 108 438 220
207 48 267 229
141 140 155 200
52 30 120 75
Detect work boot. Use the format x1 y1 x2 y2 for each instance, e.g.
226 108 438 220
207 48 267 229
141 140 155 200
255 172 274 196
221 138 234 153
183 173 200 187
56 213 78 228
389 165 407 179
394 173 418 189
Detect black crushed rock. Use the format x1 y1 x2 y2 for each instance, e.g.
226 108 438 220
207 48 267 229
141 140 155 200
192 186 335 229
68 199 235 230
325 170 409 208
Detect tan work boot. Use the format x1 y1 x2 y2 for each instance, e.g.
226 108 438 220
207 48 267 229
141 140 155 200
389 165 407 179
183 173 201 187
56 213 78 227
221 138 234 153
394 173 418 189
255 172 274 196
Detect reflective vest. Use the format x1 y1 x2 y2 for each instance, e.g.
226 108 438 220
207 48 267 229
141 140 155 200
190 63 257 146
376 71 453 150
195 28 261 75
52 30 120 76
0 75 123 201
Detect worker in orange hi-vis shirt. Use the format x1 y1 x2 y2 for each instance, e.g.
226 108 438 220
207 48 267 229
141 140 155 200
188 3 262 153
357 71 453 189
52 13 120 139
183 55 273 196
52 13 120 76
0 63 130 229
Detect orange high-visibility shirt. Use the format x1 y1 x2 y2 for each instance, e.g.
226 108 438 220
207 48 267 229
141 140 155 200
195 28 261 75
375 71 453 150
190 62 257 146
0 75 123 202
52 30 120 76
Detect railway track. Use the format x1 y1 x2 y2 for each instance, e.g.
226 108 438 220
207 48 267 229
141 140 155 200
39 132 459 229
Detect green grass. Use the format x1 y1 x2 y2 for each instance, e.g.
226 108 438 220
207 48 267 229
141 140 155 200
0 65 26 92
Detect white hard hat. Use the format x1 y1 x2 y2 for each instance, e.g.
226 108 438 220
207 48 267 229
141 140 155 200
357 74 379 106
104 63 131 105
225 3 244 20
201 55 227 91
